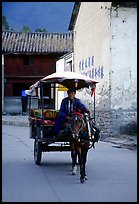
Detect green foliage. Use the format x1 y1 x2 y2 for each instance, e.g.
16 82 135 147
2 15 48 33
21 26 32 33
2 15 9 30
35 28 47 32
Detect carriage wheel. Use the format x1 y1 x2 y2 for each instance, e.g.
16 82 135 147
34 139 42 165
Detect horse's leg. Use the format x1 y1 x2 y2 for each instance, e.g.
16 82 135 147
82 147 89 180
70 142 77 175
74 150 78 165
71 150 78 175
77 147 85 183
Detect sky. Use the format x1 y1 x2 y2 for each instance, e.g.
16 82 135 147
2 2 75 33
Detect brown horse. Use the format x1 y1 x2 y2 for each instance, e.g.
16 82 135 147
69 112 95 183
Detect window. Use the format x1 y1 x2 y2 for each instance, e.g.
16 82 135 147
23 55 34 65
65 61 72 72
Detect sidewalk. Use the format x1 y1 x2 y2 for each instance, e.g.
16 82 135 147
2 114 29 127
2 114 137 151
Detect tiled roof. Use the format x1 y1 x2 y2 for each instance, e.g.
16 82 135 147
2 31 74 54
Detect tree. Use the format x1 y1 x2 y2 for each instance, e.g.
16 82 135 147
21 26 32 33
2 15 9 30
35 28 47 32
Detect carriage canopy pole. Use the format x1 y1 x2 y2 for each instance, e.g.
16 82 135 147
28 96 32 117
40 82 44 135
91 84 96 124
40 82 44 119
94 89 95 123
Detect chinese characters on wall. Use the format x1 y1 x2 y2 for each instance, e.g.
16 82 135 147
78 56 104 79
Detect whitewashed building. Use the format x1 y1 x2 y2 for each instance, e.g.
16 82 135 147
56 52 74 109
66 2 137 136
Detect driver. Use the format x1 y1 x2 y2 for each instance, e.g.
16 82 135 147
55 88 90 135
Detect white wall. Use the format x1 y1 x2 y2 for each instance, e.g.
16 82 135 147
110 6 137 110
73 2 112 134
108 6 137 135
74 2 112 111
73 2 137 135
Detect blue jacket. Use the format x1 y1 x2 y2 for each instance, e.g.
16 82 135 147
59 97 89 117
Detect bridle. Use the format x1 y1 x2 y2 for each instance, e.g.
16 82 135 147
69 112 95 148
70 112 86 140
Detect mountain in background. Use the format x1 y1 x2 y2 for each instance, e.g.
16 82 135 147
2 2 74 33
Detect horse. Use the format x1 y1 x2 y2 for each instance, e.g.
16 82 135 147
57 111 100 183
69 111 95 183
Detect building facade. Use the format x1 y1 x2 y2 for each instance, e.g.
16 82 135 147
68 2 137 136
2 31 74 113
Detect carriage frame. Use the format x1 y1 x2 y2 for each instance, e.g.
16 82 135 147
26 72 98 164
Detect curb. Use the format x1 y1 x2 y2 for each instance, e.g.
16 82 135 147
2 121 29 127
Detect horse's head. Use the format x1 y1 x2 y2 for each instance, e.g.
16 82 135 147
70 112 85 139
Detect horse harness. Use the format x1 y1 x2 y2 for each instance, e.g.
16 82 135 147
69 112 95 147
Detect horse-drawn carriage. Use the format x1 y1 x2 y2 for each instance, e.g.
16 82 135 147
25 71 100 183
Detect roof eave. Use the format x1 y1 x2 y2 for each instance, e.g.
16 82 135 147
68 2 81 31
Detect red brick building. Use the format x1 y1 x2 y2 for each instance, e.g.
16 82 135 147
2 31 74 97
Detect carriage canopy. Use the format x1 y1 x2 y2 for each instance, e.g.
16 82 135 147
25 71 98 96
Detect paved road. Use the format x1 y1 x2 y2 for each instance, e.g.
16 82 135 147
2 125 137 202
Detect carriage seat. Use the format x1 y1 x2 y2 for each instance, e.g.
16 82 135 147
30 109 59 125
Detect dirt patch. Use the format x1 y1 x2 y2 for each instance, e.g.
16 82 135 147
100 134 137 151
